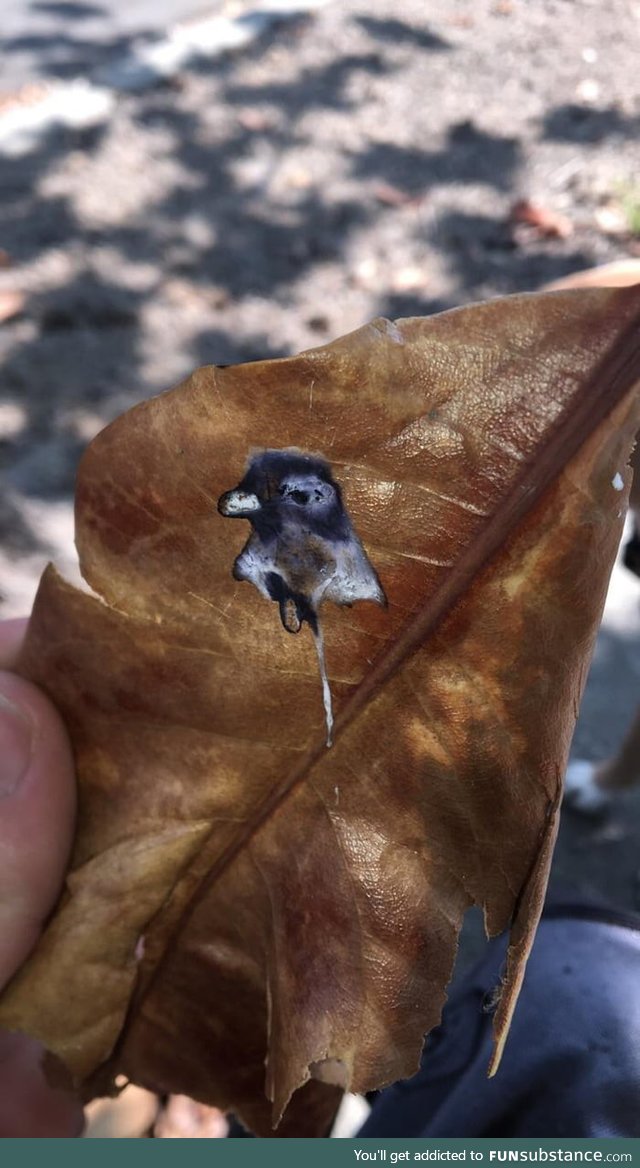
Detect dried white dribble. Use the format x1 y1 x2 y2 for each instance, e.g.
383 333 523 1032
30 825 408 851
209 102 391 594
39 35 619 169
612 473 624 491
312 620 334 747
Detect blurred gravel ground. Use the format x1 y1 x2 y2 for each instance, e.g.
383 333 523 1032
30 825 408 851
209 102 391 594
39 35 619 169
0 0 227 92
1 0 640 976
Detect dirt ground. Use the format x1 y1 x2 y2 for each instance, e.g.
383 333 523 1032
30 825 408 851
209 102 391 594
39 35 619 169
1 0 640 1000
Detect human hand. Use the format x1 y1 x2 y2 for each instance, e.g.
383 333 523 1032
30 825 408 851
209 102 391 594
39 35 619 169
0 617 84 1136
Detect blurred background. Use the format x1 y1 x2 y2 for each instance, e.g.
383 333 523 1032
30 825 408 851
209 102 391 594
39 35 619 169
1 0 639 1138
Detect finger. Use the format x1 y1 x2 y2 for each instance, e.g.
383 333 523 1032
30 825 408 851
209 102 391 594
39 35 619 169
0 665 82 1135
0 1032 84 1137
0 669 76 983
0 618 28 671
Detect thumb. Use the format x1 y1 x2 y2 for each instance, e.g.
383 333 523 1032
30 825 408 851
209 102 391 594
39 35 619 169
0 667 82 1136
0 669 76 987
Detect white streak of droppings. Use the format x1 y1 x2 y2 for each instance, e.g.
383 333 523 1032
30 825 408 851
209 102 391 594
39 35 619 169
312 621 334 747
612 472 624 491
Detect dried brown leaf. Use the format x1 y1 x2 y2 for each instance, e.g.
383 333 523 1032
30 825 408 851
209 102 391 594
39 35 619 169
1 290 640 1135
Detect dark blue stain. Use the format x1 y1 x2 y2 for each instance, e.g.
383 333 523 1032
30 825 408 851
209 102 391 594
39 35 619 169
219 448 386 637
219 450 351 543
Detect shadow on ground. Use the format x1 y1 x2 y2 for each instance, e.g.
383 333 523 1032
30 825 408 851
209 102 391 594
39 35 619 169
0 11 611 513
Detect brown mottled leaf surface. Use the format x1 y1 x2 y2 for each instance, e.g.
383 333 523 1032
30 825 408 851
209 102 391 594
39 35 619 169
2 290 640 1136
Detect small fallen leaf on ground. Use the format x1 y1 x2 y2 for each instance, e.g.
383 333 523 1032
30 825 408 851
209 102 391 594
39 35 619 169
510 198 574 239
1 289 640 1135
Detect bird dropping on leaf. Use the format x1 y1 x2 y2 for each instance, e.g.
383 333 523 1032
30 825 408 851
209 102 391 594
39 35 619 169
218 448 386 745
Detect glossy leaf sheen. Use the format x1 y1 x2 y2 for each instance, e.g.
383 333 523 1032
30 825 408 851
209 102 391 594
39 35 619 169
2 290 640 1136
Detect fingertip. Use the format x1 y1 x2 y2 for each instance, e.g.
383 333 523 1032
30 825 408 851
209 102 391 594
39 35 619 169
0 671 76 987
0 1031 85 1137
